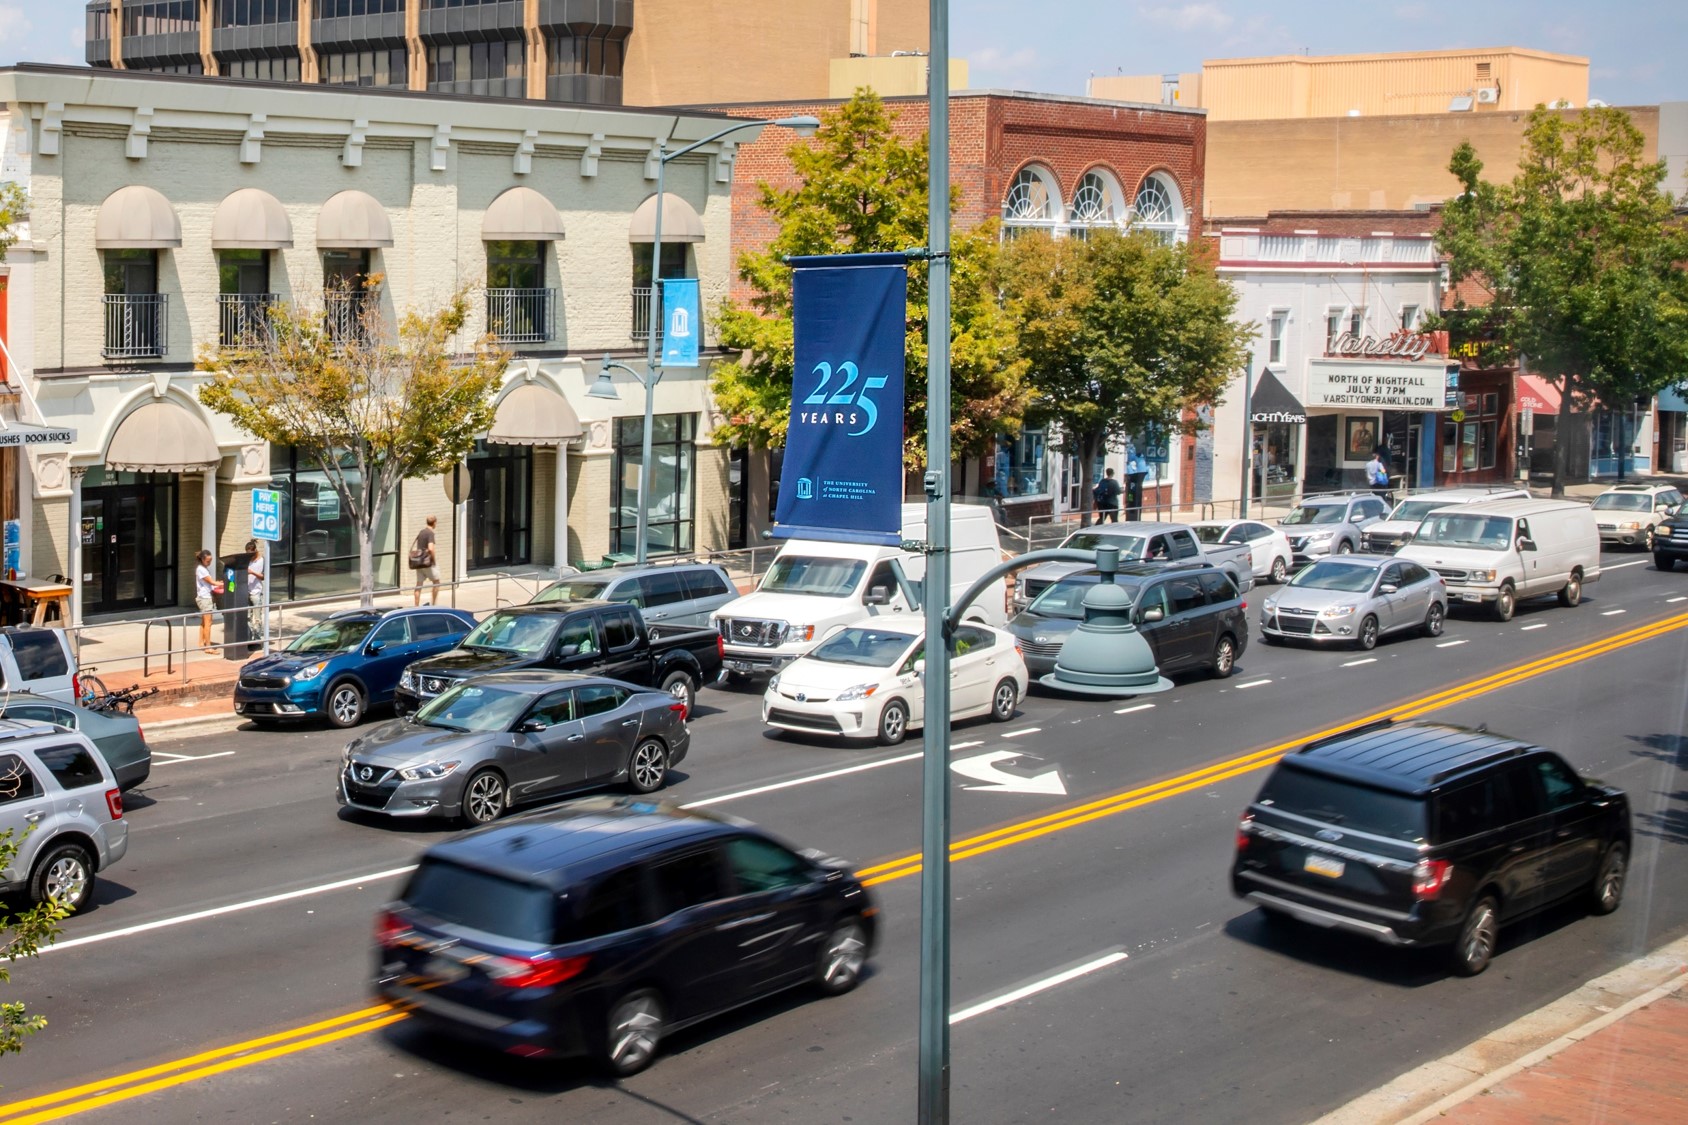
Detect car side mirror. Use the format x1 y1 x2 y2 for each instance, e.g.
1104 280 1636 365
912 659 925 676
863 585 890 606
365 642 384 655
518 718 547 733
1141 605 1165 623
558 642 581 657
1379 584 1399 595
1517 537 1537 553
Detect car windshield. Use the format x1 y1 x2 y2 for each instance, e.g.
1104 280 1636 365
760 556 867 598
1280 504 1345 526
413 683 531 733
1191 525 1227 544
809 627 917 668
1289 560 1379 593
459 612 559 656
1061 532 1147 555
1413 513 1516 550
402 859 558 943
1257 766 1427 843
1592 493 1653 512
1389 498 1460 523
1027 576 1113 620
286 619 372 654
530 577 611 603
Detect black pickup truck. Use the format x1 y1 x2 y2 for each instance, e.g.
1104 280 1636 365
393 602 722 717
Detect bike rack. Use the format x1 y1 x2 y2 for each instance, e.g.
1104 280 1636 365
142 617 174 678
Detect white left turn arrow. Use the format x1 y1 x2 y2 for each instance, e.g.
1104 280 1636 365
951 750 1067 795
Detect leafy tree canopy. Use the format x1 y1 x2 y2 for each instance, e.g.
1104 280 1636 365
1 829 67 1068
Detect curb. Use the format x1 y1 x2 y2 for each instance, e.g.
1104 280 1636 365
1312 932 1688 1125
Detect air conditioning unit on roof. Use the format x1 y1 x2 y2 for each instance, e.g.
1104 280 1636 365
1475 87 1500 104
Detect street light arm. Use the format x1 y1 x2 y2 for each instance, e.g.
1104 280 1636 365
662 115 820 163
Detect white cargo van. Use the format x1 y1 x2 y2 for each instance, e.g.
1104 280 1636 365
1398 498 1600 621
714 503 1007 677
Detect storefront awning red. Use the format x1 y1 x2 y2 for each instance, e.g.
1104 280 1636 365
1516 374 1561 415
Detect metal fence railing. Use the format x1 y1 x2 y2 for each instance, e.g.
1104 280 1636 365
630 286 665 345
217 292 278 349
485 287 555 344
102 293 168 359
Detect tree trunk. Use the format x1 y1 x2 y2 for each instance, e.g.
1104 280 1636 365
1550 372 1574 499
1076 432 1101 529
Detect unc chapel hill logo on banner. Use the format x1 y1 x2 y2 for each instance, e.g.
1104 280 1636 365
774 253 908 546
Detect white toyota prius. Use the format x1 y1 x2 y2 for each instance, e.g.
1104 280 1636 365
761 621 1028 745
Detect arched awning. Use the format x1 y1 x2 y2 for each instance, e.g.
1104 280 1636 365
106 402 221 473
482 187 565 242
212 187 294 249
628 193 705 243
95 185 182 249
317 190 393 249
487 383 584 446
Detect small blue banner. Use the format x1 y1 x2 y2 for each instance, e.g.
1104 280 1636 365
251 489 283 542
774 253 907 546
661 278 701 368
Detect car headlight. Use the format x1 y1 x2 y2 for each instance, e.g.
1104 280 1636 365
1306 530 1335 541
835 683 878 702
1469 569 1497 583
1618 521 1643 530
399 669 415 690
295 661 330 682
398 760 460 781
788 624 816 643
342 741 358 765
1262 598 1278 613
1320 604 1358 618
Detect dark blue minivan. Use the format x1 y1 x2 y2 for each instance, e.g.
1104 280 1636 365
234 607 475 728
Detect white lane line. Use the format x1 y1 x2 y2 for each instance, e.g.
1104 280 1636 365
1000 727 1042 739
1601 559 1649 571
682 751 923 808
1235 679 1272 690
44 866 419 954
951 740 985 751
1341 658 1376 668
1114 703 1156 715
1669 596 1687 604
1602 609 1627 616
149 751 193 762
1520 623 1548 631
1436 640 1468 648
153 751 236 765
950 951 1129 1025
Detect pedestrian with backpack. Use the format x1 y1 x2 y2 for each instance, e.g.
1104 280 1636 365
1366 448 1392 503
1092 467 1122 523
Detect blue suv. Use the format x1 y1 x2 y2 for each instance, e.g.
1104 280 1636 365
234 607 475 728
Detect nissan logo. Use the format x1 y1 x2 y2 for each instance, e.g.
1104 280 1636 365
358 766 374 782
739 624 754 637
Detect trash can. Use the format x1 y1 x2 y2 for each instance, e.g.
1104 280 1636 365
219 553 251 658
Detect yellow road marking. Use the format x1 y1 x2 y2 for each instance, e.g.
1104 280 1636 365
6 610 1684 1119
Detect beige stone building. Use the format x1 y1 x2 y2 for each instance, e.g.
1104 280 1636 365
0 64 767 622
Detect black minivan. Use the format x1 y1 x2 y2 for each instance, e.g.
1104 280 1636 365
374 798 877 1075
1231 720 1630 975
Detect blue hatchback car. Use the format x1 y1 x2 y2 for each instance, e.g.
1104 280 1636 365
234 607 476 728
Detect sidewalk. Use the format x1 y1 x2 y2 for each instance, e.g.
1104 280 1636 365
1315 933 1688 1125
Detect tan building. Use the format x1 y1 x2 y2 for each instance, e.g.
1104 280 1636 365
1092 46 1588 121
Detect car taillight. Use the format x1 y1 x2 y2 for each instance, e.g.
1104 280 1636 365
487 953 590 989
717 633 725 659
1412 858 1453 900
670 701 689 723
104 788 123 820
72 673 82 702
1235 814 1255 853
375 910 413 947
1240 600 1248 610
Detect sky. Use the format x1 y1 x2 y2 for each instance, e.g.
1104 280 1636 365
1 1 1683 106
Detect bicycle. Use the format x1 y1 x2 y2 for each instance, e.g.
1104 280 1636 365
76 667 110 709
86 683 160 716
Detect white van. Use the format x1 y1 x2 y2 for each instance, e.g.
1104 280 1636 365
714 503 1007 678
1398 498 1600 621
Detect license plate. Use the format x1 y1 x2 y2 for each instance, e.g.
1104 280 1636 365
728 660 754 673
1462 593 1481 603
425 955 467 983
1304 853 1345 879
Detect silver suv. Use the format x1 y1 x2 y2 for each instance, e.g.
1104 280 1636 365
1275 493 1392 562
0 721 128 912
1591 483 1685 550
529 561 739 629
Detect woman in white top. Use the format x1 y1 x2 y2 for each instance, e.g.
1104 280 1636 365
194 548 217 653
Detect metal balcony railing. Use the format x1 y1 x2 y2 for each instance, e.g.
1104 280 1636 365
631 285 665 345
102 294 168 360
324 291 376 348
485 287 555 344
218 293 279 349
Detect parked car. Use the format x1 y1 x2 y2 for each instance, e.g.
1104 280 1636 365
1361 486 1532 554
1398 498 1600 621
1590 483 1684 550
0 627 78 703
0 692 151 790
0 720 128 911
1190 519 1295 584
235 607 476 728
1017 521 1254 607
1232 720 1631 976
340 671 691 826
395 603 722 717
1273 493 1391 562
1006 561 1248 681
1651 502 1688 571
530 561 739 629
1259 555 1448 649
373 797 876 1076
762 621 1027 745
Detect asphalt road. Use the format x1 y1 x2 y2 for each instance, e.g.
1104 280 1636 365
4 552 1687 1124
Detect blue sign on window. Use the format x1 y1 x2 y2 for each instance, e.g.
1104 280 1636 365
661 278 700 368
251 489 283 542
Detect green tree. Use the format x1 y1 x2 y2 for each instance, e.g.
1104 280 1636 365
199 282 509 601
711 90 1027 469
0 182 26 253
1437 106 1688 495
1 830 68 1068
999 229 1253 526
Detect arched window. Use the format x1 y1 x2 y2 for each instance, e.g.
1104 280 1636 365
1001 165 1062 239
1130 173 1188 244
1068 169 1127 238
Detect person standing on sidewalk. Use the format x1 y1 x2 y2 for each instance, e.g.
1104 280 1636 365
410 516 440 606
1125 448 1151 520
194 549 218 653
1092 467 1122 523
1366 448 1392 503
245 540 266 644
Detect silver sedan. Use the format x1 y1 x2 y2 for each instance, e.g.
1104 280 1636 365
1259 556 1448 650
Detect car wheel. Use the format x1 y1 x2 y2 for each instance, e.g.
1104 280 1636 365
1655 553 1676 572
628 738 670 794
1211 635 1237 679
1422 602 1446 638
815 916 869 996
989 679 1018 722
460 769 507 826
659 670 697 714
325 680 365 729
602 989 666 1078
1269 556 1288 584
1356 615 1379 651
1643 527 1656 552
1450 895 1500 977
29 842 95 912
877 700 909 746
1336 540 1354 555
1590 844 1627 915
1558 569 1583 607
1491 584 1516 622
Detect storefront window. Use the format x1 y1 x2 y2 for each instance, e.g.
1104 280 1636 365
994 431 1047 497
466 440 531 570
1252 423 1299 499
268 445 400 599
78 467 178 615
611 414 696 557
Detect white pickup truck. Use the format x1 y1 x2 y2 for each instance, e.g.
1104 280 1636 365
1016 521 1255 607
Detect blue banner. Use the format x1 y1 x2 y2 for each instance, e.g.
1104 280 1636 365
774 254 907 545
661 278 700 368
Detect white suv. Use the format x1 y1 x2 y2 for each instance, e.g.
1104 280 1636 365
1362 486 1532 554
1591 483 1684 549
0 721 128 912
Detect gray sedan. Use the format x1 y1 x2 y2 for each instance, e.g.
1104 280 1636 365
1259 556 1447 650
337 671 690 826
0 692 151 790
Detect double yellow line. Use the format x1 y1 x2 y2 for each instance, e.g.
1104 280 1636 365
5 610 1683 1122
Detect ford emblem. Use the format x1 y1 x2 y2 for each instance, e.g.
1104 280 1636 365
1315 828 1343 842
358 765 374 782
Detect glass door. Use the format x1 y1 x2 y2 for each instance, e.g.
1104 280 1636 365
81 487 152 613
466 443 531 570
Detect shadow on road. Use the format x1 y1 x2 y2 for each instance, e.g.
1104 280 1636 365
1624 734 1688 845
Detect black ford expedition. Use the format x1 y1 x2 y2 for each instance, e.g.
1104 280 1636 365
395 603 722 717
1231 720 1630 976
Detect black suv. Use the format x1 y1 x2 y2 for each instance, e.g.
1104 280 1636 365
1231 720 1630 976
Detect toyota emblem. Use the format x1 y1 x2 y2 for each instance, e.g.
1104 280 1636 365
1035 636 1048 644
358 766 374 782
795 693 807 703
